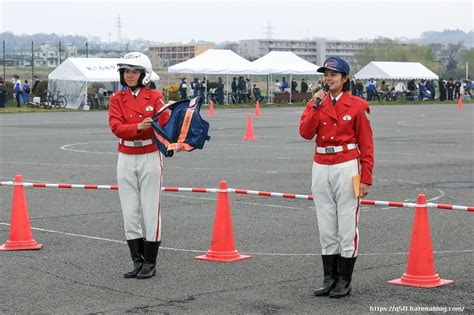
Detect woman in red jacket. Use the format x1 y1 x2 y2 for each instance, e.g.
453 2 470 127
300 57 374 298
109 52 174 279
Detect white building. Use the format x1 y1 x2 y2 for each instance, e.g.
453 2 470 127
239 38 372 66
32 44 77 67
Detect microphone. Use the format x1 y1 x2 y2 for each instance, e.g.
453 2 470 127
313 84 330 108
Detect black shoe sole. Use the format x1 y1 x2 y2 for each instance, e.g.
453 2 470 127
330 289 351 298
136 270 156 279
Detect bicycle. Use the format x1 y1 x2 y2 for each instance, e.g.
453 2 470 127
41 90 67 109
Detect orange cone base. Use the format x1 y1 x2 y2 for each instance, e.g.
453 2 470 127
194 249 251 262
388 273 453 288
242 136 256 141
0 239 43 251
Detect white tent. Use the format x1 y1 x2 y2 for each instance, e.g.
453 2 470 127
250 51 321 103
250 51 320 75
353 62 439 80
168 49 254 74
48 58 160 109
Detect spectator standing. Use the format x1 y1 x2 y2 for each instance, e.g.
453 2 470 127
356 79 364 98
179 78 188 100
31 75 40 95
252 84 264 102
438 79 447 101
281 77 288 92
366 79 376 101
231 77 238 103
418 80 426 100
0 79 6 108
216 77 224 104
246 78 252 101
238 76 247 103
301 79 309 93
191 78 200 98
274 79 282 93
13 75 21 107
22 80 31 103
291 79 298 93
427 80 436 100
454 79 461 99
446 78 454 101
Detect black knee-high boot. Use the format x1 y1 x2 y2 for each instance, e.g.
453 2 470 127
124 238 144 278
330 256 357 298
314 254 339 296
136 241 160 279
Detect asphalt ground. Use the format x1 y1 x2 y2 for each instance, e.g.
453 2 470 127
0 103 472 314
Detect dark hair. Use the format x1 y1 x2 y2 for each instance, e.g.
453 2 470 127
342 75 351 92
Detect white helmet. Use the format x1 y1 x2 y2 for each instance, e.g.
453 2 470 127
117 52 152 87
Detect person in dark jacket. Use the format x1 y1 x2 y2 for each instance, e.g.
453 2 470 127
301 79 309 93
216 77 224 104
438 79 446 101
179 78 188 100
454 79 461 99
0 80 6 108
446 78 454 101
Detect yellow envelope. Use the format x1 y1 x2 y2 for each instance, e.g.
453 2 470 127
352 175 361 198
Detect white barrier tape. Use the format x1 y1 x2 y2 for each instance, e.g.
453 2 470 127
0 181 473 212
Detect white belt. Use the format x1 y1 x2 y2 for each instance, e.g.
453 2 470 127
316 143 358 154
120 139 153 147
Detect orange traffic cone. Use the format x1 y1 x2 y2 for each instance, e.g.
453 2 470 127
0 175 42 251
242 114 256 140
255 100 261 117
458 97 463 109
388 193 452 288
208 100 215 116
195 181 251 262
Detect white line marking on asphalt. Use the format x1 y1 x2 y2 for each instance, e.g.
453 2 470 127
1 223 471 257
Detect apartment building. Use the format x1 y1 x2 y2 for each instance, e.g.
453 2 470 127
147 43 215 68
239 39 372 66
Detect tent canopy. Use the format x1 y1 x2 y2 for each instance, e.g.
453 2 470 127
168 49 254 74
48 58 159 82
48 58 160 109
251 51 321 75
353 62 439 80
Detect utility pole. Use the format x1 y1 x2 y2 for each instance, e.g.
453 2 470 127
31 41 34 82
86 41 88 58
116 15 123 50
2 40 5 81
58 41 62 65
264 21 274 40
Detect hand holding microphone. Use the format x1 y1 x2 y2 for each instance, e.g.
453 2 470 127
313 84 330 108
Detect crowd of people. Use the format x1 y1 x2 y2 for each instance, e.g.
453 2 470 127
350 77 473 102
0 75 40 108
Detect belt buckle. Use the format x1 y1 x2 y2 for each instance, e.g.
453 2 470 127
133 140 143 147
325 147 335 154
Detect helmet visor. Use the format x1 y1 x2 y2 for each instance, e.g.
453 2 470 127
117 64 145 72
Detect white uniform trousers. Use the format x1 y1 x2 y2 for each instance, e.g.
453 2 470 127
311 159 360 258
117 151 163 241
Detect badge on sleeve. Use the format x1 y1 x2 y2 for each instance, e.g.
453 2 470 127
343 115 352 121
364 110 370 121
146 106 154 112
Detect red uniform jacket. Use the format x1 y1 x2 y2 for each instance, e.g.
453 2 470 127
109 88 170 154
299 92 374 185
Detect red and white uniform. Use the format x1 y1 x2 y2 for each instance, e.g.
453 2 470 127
300 92 374 258
109 88 170 241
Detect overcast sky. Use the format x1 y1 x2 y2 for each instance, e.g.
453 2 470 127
1 0 472 43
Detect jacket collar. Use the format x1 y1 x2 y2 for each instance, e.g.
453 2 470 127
122 88 152 114
319 91 352 120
